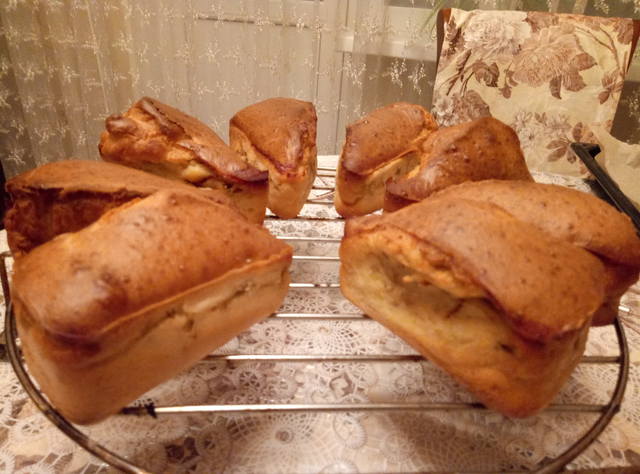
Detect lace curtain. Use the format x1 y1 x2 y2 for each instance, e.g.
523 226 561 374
1 0 639 178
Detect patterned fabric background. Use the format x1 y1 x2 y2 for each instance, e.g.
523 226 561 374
432 9 634 176
1 0 640 178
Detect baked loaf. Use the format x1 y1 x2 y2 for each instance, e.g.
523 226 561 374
340 195 607 417
229 98 317 218
12 189 292 424
99 97 268 223
5 159 233 257
384 117 533 212
334 102 438 217
431 180 640 325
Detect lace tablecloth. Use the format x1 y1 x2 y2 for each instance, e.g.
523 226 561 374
0 158 639 473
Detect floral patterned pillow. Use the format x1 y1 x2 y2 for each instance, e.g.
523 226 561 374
432 9 635 177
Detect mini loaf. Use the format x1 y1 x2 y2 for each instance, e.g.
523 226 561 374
229 97 318 219
430 180 640 325
334 102 438 217
384 117 533 212
99 97 268 223
12 189 292 424
340 194 607 417
4 159 233 257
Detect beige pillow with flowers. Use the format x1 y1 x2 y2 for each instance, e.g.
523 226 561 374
432 9 634 177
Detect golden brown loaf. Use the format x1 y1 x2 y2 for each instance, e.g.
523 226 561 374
229 97 318 218
384 117 533 212
12 189 292 424
99 97 268 223
340 195 607 417
430 180 640 325
4 159 234 257
334 102 438 217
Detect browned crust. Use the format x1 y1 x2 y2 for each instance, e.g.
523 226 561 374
429 180 640 267
16 256 290 424
5 159 233 199
339 228 589 417
591 297 622 326
340 102 438 176
4 160 235 256
229 98 317 175
345 197 606 343
385 117 533 206
383 187 416 213
99 97 267 183
334 148 421 218
228 123 317 218
334 103 437 217
11 189 292 345
592 259 639 326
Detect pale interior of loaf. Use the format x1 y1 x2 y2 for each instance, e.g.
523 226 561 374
340 230 588 417
335 151 420 217
118 158 267 224
380 161 423 212
229 125 317 219
199 174 267 224
103 106 255 195
16 260 290 424
115 106 204 180
102 105 267 224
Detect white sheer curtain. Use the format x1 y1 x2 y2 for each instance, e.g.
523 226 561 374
1 0 639 178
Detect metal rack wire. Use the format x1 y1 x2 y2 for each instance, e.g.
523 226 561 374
2 166 631 474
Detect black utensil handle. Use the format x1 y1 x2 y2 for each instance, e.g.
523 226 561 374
571 142 640 232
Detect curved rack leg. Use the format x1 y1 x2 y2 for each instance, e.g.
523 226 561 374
535 317 629 473
4 302 151 474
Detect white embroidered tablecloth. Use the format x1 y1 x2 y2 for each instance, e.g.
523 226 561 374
0 158 638 473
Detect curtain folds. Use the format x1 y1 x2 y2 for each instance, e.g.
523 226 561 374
1 0 639 177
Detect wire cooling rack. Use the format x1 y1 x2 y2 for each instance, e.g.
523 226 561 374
1 166 632 474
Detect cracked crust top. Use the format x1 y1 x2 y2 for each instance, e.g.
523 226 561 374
340 102 438 176
386 117 532 203
345 196 606 343
100 97 267 184
12 189 292 344
430 180 640 267
230 97 317 174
